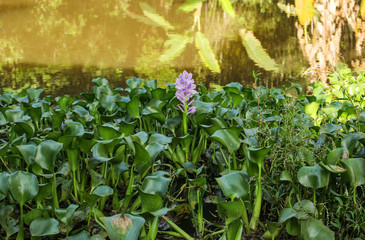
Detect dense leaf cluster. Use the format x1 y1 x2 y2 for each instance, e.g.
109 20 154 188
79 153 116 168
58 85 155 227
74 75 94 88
0 70 364 239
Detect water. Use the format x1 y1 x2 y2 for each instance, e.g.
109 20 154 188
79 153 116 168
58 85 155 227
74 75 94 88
0 0 364 96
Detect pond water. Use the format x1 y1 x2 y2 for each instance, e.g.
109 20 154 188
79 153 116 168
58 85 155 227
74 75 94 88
0 0 364 96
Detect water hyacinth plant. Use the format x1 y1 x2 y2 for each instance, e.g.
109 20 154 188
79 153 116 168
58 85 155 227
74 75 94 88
176 71 197 135
0 68 364 239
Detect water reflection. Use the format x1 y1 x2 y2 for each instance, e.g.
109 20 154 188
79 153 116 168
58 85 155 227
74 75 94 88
0 0 364 96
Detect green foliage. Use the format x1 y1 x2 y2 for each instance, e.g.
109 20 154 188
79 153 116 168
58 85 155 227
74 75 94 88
0 71 364 239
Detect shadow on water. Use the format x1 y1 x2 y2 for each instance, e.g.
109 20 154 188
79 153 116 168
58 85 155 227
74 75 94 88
0 0 364 95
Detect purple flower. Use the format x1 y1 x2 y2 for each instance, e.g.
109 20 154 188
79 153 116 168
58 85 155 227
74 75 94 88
176 71 197 114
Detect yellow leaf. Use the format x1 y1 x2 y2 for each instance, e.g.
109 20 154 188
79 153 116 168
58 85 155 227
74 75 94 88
295 0 315 26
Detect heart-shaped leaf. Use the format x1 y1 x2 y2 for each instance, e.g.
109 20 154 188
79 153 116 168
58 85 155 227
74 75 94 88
9 171 39 206
297 164 330 189
216 171 249 199
30 218 60 237
35 140 63 172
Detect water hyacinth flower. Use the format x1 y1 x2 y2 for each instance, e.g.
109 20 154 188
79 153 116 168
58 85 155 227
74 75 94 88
175 71 197 114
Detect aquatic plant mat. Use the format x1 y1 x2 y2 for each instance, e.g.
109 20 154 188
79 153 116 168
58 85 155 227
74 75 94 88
0 69 364 239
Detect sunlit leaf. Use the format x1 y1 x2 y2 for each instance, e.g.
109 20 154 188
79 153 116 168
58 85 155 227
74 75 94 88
195 32 220 73
219 0 235 18
240 29 279 72
179 0 205 12
160 34 192 62
295 0 315 26
139 3 174 30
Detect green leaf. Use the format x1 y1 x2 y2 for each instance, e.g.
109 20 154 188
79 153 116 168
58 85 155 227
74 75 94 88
14 119 35 138
133 142 150 165
219 0 235 18
35 140 63 172
0 205 19 238
211 129 240 153
244 146 272 167
286 218 300 236
101 214 145 240
0 172 10 195
92 142 114 162
301 218 334 240
227 219 243 240
63 230 90 240
127 97 140 119
93 186 114 197
16 144 37 166
139 3 174 30
64 121 85 137
293 200 316 214
216 171 249 199
142 173 171 197
195 32 220 73
30 218 60 236
280 170 293 182
217 201 243 224
139 189 163 213
297 164 330 189
278 208 297 223
9 171 39 206
304 102 320 118
326 147 348 165
342 158 365 186
179 0 205 12
240 29 279 72
160 34 192 62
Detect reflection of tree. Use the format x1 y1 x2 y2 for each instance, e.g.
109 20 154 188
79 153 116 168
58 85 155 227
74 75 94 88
296 0 365 85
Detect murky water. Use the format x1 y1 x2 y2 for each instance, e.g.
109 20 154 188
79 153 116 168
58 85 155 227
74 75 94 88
0 0 364 96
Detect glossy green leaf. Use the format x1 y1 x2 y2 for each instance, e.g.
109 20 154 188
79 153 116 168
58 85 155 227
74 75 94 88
293 200 316 214
9 171 39 206
278 208 297 223
93 186 114 197
211 129 240 153
55 204 79 225
96 125 122 140
195 32 220 73
142 173 171 197
297 164 330 189
30 218 60 237
240 29 279 72
5 108 23 122
92 142 114 162
301 218 334 240
64 121 85 137
342 158 365 186
244 146 271 167
139 189 163 213
35 140 63 172
16 144 37 166
14 119 35 138
127 97 140 119
101 214 145 240
286 218 300 236
216 171 249 199
0 172 10 195
326 147 348 165
217 201 243 223
133 142 149 165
